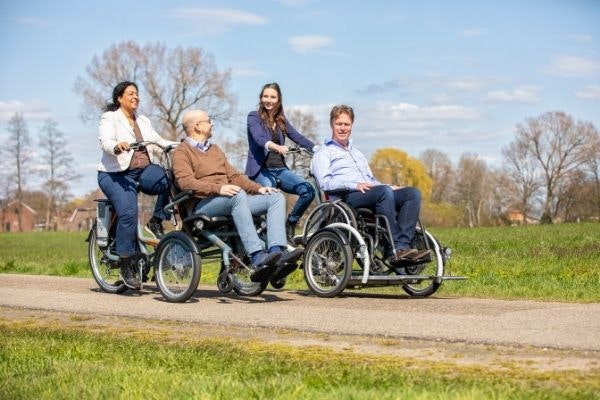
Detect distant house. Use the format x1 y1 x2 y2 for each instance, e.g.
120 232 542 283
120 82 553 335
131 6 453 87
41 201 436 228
66 188 105 232
506 210 539 226
0 200 39 232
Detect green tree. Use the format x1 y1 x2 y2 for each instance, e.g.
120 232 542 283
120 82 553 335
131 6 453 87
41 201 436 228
370 148 432 199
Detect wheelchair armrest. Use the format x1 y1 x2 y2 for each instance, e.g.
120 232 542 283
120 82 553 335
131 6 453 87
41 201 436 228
324 189 350 198
163 189 194 213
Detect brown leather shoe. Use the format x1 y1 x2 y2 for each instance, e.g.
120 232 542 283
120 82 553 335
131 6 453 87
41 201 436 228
386 248 418 265
412 249 431 260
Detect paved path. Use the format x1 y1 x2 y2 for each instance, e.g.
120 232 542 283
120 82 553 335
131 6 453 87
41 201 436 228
1 273 599 351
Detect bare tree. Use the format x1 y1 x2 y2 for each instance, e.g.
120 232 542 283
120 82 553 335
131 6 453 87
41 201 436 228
501 141 542 224
285 108 319 178
420 149 454 203
581 127 600 218
38 119 82 230
453 153 488 227
2 113 31 231
75 40 237 140
514 111 594 223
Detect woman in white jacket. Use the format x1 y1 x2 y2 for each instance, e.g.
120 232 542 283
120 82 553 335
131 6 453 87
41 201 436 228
97 81 175 289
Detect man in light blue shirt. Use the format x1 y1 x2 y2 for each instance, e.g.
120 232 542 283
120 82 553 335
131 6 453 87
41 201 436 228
311 105 429 265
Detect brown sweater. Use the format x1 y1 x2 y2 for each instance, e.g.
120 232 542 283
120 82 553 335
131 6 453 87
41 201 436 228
172 141 262 206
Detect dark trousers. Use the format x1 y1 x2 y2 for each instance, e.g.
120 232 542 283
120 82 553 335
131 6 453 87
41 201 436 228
344 185 421 251
98 164 170 257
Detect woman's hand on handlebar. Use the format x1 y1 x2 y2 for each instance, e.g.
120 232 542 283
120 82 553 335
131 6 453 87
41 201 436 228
113 142 131 154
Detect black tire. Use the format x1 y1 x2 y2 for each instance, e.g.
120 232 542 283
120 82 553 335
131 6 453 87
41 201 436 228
155 231 201 302
401 227 444 297
303 229 353 297
88 224 127 294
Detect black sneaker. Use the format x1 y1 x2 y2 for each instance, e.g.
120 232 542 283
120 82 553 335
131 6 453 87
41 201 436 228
119 257 141 290
250 251 281 282
285 220 296 244
146 217 164 238
276 248 303 267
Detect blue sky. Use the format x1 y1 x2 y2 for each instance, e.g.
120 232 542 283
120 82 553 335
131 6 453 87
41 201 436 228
1 0 599 197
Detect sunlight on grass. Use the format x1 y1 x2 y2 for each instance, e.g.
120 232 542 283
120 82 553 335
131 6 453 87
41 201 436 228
1 223 599 302
1 323 598 400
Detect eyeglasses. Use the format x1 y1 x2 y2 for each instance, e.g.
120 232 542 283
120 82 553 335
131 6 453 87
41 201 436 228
196 117 212 125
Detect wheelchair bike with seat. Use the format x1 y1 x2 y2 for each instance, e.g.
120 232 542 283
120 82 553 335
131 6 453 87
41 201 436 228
286 147 465 298
87 141 197 300
155 151 303 302
88 141 279 303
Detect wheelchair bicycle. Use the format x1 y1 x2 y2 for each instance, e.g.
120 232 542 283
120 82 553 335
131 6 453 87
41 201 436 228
287 147 465 298
88 141 287 303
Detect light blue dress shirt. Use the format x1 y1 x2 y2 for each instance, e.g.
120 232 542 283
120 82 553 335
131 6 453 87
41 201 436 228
311 138 381 192
185 137 211 153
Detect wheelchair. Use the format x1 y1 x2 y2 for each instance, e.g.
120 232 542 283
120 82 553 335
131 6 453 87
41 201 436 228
287 147 464 298
154 148 305 302
156 188 279 302
299 195 465 297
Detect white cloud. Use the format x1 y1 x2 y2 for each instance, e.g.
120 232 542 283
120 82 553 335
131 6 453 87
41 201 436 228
0 100 51 121
288 35 334 54
277 0 315 7
576 84 600 100
171 8 267 34
11 16 44 25
484 86 540 103
387 102 480 122
460 28 486 37
546 55 600 77
431 93 453 104
566 34 593 42
447 77 489 91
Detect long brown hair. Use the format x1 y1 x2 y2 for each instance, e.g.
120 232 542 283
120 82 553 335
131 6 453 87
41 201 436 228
257 82 287 134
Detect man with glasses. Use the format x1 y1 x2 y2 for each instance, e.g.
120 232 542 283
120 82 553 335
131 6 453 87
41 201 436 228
172 109 302 282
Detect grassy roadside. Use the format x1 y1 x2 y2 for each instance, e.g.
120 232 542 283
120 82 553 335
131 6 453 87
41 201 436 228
1 315 598 400
1 222 599 302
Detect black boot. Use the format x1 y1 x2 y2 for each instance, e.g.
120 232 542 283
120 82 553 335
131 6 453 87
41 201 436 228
285 220 297 244
119 256 141 290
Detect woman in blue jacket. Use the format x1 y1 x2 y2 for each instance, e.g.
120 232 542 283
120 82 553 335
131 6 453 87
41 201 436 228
245 82 316 242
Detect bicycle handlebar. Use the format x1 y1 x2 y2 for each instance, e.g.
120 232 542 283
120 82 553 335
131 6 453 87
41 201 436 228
129 141 177 152
286 146 313 156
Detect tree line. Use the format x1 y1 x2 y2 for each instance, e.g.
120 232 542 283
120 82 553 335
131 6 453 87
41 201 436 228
2 41 598 230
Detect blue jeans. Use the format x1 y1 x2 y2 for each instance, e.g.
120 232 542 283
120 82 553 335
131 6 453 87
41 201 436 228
255 167 315 225
344 185 421 251
193 190 287 255
97 164 170 257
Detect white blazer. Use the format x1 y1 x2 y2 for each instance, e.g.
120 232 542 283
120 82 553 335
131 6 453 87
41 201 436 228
97 108 176 172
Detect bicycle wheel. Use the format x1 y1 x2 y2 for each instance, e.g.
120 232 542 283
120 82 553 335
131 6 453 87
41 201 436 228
155 231 201 302
302 202 355 244
88 224 127 294
401 227 444 297
303 229 353 297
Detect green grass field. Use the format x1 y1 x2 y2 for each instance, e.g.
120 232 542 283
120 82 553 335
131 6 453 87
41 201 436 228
1 222 598 302
1 320 598 400
1 223 599 399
